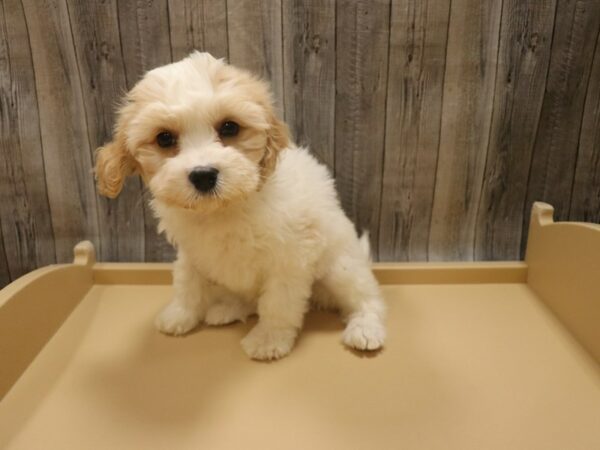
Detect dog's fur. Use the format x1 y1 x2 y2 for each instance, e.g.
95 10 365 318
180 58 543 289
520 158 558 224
95 52 385 360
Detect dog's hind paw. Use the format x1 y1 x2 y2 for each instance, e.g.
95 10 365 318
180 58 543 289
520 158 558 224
155 302 200 336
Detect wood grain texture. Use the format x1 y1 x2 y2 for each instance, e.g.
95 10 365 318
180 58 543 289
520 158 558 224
428 0 503 261
335 0 391 258
0 218 9 287
570 27 600 224
0 0 56 279
474 0 557 260
377 0 451 261
282 0 336 167
227 0 284 113
523 0 600 249
168 0 228 61
117 0 173 85
117 0 175 262
1 0 600 288
66 0 146 262
21 0 101 263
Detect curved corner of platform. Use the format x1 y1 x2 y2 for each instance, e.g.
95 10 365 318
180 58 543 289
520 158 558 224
73 241 96 267
530 201 600 233
525 202 600 366
0 248 97 399
530 202 555 227
526 202 600 261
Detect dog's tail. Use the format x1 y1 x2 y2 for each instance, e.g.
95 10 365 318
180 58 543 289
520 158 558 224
358 231 373 262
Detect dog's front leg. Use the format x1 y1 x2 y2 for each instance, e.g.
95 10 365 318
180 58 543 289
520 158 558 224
241 273 312 360
155 254 208 336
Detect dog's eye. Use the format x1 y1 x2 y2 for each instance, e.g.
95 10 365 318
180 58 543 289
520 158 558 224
218 121 240 138
156 131 176 148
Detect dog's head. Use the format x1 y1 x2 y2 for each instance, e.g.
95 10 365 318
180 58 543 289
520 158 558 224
95 52 289 211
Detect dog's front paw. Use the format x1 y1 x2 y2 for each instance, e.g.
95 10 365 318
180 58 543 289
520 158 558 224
241 324 297 360
155 302 200 336
205 300 252 326
342 316 385 351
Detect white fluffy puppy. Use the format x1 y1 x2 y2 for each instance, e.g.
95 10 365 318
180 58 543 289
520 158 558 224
95 52 385 360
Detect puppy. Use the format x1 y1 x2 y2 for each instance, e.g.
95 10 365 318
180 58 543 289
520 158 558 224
95 52 385 360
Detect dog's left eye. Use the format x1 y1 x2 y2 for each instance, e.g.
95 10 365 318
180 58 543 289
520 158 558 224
218 121 240 138
156 131 176 148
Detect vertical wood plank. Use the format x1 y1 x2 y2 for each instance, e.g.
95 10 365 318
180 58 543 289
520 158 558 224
117 0 172 85
282 0 336 167
428 0 503 261
117 0 175 262
570 28 600 224
0 224 8 286
0 0 57 279
66 0 145 262
523 0 600 249
21 0 101 262
474 0 557 260
227 0 284 113
168 0 228 60
335 0 391 259
377 0 451 261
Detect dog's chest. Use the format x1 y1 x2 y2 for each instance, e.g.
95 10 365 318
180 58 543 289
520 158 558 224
177 220 264 296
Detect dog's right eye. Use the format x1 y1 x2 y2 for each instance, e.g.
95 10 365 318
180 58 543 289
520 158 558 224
218 121 240 138
156 131 176 148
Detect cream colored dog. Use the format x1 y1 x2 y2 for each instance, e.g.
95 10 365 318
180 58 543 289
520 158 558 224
95 52 385 360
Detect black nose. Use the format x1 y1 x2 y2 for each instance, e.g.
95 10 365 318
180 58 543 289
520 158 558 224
188 166 219 193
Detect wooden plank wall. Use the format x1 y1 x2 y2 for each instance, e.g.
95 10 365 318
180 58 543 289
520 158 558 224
1 0 599 286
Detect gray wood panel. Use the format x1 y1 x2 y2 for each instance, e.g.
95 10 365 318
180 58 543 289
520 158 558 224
428 0 503 261
66 0 146 262
117 0 175 263
523 0 600 250
474 0 557 260
571 27 600 224
168 0 228 61
378 0 451 261
0 0 56 280
282 0 336 168
335 0 391 258
117 0 173 85
21 0 101 262
2 0 600 287
227 0 284 113
0 222 8 287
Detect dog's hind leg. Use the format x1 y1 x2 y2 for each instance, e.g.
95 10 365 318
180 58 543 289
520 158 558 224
320 252 386 351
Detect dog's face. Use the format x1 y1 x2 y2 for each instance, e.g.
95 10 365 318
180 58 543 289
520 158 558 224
95 52 289 211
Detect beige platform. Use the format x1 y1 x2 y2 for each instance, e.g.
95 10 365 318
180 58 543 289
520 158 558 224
0 202 599 450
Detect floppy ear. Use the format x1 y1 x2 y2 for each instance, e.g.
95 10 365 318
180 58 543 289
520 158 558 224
260 115 290 179
94 138 136 198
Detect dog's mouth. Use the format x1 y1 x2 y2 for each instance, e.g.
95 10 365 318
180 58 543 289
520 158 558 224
152 189 224 212
149 170 257 212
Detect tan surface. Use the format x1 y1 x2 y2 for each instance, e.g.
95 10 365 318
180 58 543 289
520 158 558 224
526 202 600 364
0 282 599 450
91 261 529 286
1 204 599 449
0 241 95 398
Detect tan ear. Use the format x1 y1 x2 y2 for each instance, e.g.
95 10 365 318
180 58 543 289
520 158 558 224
260 115 290 179
94 139 135 198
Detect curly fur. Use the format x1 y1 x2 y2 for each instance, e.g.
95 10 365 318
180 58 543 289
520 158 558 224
95 52 386 360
